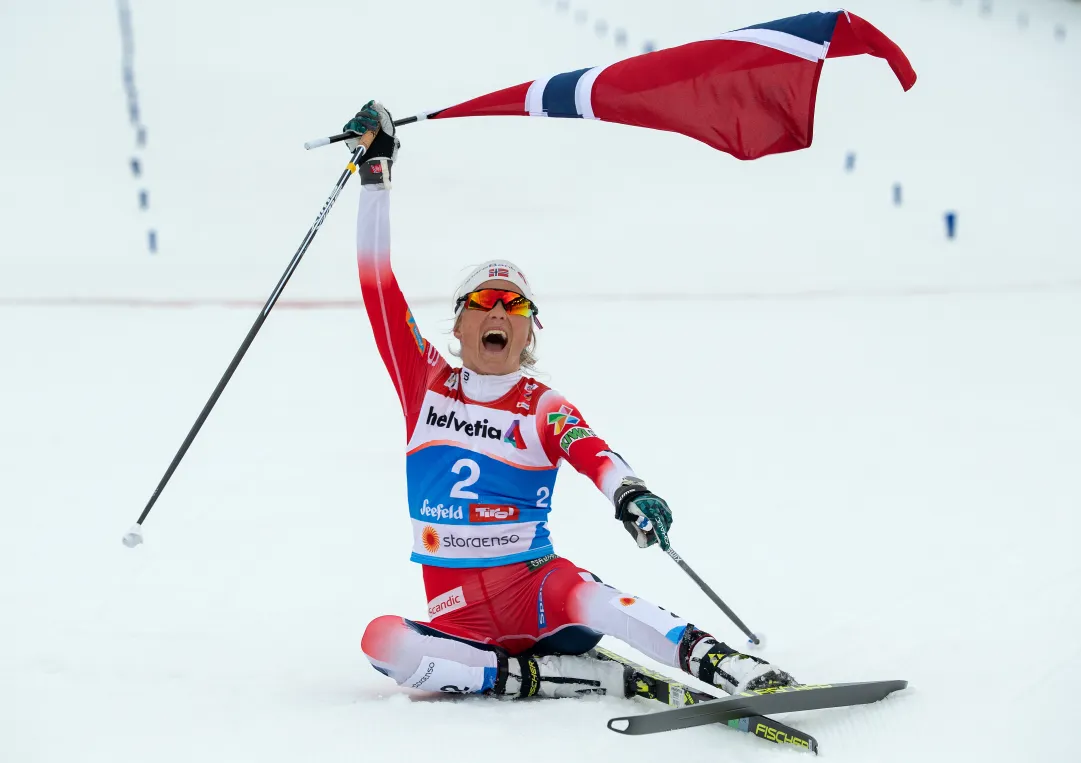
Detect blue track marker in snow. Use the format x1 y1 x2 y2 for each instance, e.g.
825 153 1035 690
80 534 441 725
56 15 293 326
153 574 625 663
1055 24 1066 41
845 152 856 172
614 28 627 46
148 230 158 254
945 211 958 239
139 189 149 210
893 183 903 206
595 20 608 36
643 40 655 53
130 157 141 177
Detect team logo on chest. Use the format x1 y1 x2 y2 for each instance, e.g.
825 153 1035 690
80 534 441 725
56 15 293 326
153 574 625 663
503 420 527 450
547 404 579 435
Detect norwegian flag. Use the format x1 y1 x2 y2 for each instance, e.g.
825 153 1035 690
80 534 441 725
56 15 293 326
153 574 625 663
420 10 915 161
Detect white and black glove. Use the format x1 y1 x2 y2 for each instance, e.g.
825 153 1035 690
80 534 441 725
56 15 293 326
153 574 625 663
342 100 399 187
613 477 673 551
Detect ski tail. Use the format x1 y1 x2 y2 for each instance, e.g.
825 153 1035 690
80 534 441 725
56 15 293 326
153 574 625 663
587 646 819 753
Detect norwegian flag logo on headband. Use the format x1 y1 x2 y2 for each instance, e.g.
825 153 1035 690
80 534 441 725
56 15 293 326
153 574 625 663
454 260 541 328
422 10 915 161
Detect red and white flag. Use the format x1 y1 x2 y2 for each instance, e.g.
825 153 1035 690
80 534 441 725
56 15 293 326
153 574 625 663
421 10 916 160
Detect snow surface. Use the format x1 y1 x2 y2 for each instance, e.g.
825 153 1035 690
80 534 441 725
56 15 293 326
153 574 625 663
2 0 1080 761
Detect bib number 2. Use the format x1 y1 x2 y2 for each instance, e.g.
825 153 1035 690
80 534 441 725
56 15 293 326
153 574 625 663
449 459 480 499
449 459 552 509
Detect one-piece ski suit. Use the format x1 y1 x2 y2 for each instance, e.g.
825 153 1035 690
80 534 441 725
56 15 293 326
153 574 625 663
355 184 701 694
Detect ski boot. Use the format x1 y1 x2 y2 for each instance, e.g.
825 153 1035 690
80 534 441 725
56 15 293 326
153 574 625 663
590 646 713 706
679 626 797 695
492 651 627 699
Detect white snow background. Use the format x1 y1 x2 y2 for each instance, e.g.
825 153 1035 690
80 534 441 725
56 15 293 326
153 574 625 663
1 0 1079 761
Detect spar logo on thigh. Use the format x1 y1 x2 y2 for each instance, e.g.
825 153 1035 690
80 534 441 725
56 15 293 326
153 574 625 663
609 593 689 644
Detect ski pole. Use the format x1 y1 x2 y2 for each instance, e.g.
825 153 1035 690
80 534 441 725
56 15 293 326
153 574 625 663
120 132 378 549
664 546 761 646
637 517 762 646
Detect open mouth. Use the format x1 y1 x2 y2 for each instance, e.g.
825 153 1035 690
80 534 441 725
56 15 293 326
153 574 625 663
482 329 508 352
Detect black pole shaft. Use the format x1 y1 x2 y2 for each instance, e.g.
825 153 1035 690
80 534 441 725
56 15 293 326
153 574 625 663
321 110 442 147
666 547 761 645
132 145 368 527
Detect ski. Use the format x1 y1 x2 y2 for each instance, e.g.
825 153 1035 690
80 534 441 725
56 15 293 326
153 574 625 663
606 677 908 736
588 647 819 753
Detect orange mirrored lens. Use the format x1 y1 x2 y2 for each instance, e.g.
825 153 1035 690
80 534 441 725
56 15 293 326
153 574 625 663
465 289 534 317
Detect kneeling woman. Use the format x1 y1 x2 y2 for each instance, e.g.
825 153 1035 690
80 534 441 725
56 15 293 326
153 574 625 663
348 101 795 698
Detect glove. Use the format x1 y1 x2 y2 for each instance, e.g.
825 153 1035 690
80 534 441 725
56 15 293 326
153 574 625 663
613 477 673 551
343 100 400 188
343 100 399 160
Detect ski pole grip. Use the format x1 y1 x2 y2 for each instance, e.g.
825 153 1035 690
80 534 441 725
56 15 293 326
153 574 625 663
348 127 382 162
354 129 378 158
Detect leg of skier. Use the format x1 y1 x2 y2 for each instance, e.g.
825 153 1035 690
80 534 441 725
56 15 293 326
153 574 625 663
521 562 797 697
362 615 503 693
361 613 626 697
360 559 633 697
360 558 794 699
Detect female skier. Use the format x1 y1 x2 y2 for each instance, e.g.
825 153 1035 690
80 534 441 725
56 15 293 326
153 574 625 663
348 101 795 699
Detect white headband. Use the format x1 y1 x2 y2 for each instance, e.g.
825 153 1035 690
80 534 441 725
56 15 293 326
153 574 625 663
453 260 542 328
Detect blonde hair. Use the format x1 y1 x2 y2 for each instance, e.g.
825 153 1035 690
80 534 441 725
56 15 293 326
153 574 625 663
451 313 538 372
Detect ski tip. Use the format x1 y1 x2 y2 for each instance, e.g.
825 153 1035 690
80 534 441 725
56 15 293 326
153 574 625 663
607 717 632 734
881 679 908 692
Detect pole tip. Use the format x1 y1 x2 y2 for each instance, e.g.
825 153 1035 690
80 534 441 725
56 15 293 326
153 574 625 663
745 631 768 651
122 524 144 548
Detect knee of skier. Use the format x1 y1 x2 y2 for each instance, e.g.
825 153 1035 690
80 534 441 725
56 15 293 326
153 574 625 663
361 614 415 679
540 564 599 616
361 615 499 693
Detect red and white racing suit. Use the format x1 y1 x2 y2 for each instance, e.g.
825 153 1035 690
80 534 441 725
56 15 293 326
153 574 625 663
355 185 696 694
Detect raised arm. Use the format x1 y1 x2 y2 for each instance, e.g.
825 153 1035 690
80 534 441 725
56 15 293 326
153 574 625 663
351 102 447 430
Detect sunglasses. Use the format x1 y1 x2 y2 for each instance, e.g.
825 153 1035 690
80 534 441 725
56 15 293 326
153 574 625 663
456 288 539 319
